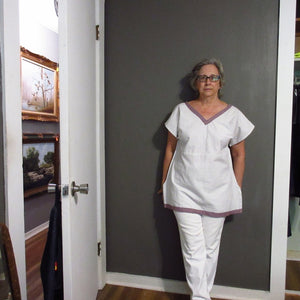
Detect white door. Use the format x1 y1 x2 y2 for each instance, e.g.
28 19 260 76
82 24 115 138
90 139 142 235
59 0 100 299
2 0 102 298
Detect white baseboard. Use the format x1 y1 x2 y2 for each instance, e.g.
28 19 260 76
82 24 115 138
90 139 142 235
106 272 190 295
25 221 49 240
106 272 272 300
287 250 300 261
286 290 300 295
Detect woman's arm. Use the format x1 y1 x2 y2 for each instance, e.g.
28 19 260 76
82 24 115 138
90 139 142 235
158 131 177 194
230 140 246 188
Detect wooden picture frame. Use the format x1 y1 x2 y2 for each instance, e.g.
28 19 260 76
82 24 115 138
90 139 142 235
20 47 59 122
22 133 60 198
0 224 21 300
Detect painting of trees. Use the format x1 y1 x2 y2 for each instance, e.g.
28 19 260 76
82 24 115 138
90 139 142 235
20 47 59 122
22 142 55 195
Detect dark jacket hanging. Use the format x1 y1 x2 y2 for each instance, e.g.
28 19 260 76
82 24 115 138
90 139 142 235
40 185 63 300
290 84 300 198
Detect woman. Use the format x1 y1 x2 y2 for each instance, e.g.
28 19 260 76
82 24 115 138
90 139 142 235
161 58 254 300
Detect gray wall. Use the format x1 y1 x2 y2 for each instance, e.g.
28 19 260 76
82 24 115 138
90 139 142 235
105 0 278 290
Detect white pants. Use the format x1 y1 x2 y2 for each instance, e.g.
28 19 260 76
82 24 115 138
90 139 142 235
174 211 225 300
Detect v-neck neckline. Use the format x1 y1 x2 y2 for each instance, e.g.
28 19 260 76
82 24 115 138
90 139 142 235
185 101 232 125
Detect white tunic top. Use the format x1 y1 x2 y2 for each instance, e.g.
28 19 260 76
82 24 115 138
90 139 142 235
163 102 254 217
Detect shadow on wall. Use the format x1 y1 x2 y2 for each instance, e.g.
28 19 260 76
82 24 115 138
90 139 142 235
152 115 186 280
151 74 196 280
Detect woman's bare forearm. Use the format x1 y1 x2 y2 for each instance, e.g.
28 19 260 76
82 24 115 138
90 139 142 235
159 132 177 193
230 141 245 188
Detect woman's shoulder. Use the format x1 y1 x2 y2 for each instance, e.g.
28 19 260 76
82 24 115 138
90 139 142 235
226 104 245 116
226 104 254 127
169 102 189 112
176 101 188 108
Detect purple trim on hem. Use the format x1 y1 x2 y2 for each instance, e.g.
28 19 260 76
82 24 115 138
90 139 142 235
185 102 232 125
164 204 242 217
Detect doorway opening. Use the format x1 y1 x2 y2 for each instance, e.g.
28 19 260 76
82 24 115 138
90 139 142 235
19 0 60 299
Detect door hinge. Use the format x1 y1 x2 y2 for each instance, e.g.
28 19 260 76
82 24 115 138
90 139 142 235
97 241 101 256
96 25 100 40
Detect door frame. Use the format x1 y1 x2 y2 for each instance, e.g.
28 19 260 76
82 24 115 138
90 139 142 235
96 0 107 289
0 0 296 299
269 0 296 298
0 0 27 298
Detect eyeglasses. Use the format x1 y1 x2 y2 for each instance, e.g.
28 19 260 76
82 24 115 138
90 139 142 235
197 75 220 82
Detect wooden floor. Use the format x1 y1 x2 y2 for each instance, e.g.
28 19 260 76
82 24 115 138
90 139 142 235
25 228 48 300
25 229 300 300
97 284 189 300
286 295 300 300
96 284 224 300
97 285 300 300
286 260 300 291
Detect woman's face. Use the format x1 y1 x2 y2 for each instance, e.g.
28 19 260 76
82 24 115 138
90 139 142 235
196 64 221 99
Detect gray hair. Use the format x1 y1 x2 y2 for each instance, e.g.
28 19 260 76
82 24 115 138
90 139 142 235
189 58 225 98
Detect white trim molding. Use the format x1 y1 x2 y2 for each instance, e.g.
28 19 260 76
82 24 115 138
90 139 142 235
25 222 49 240
1 0 27 299
271 0 296 299
286 290 300 296
97 0 107 290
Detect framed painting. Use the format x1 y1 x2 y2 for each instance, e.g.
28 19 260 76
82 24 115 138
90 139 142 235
22 133 60 198
20 47 59 122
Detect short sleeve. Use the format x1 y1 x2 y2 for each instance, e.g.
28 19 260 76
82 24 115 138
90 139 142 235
165 104 180 138
229 109 255 146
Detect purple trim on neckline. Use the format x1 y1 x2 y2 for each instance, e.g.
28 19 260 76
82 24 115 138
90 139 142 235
164 204 242 217
185 102 232 125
